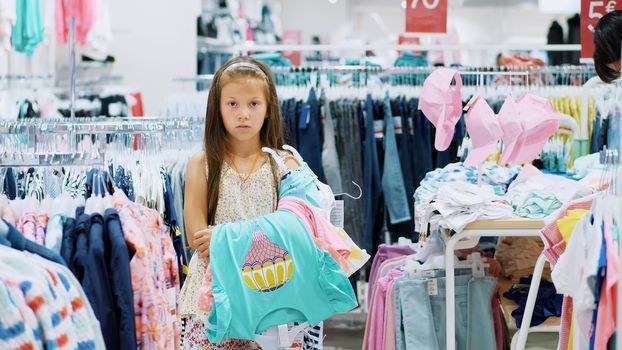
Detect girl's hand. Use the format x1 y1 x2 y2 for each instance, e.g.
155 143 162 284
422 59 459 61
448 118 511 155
194 226 215 258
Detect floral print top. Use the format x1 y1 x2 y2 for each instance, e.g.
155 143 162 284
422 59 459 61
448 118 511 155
113 191 181 350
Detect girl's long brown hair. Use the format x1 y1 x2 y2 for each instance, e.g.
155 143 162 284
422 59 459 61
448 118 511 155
204 56 284 225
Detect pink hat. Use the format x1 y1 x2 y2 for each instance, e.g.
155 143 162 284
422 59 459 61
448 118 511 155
419 68 463 151
499 93 562 164
463 96 503 166
498 96 523 165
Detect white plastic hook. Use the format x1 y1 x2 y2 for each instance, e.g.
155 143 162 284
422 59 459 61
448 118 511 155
334 181 363 200
282 145 303 164
261 147 288 172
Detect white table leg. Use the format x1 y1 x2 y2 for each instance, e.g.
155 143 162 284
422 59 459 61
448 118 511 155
514 254 547 350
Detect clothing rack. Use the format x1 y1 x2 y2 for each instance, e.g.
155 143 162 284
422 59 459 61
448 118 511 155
0 117 203 135
0 151 105 167
197 41 582 55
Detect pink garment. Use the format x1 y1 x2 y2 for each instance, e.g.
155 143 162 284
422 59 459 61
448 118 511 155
363 257 406 350
363 282 381 349
17 213 48 245
464 95 503 166
492 288 503 350
278 197 351 260
539 198 593 265
55 0 97 46
383 276 402 350
558 297 573 350
594 222 618 350
368 245 415 302
499 94 562 165
418 68 463 151
368 269 404 350
113 192 181 350
378 256 408 279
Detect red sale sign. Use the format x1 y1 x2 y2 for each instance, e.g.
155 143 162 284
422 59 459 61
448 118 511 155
406 0 448 34
581 0 622 61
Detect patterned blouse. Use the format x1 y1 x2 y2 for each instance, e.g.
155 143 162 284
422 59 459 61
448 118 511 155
113 191 181 350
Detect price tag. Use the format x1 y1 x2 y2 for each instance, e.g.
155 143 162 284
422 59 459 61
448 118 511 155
394 116 403 134
330 200 345 228
166 288 177 312
427 278 438 296
374 120 384 139
299 104 311 129
278 325 290 347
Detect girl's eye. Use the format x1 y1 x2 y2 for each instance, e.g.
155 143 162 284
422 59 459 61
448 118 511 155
250 101 260 108
227 101 237 108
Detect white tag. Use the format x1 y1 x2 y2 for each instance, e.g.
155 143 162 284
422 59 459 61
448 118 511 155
374 120 384 139
166 288 177 312
330 200 344 228
278 325 289 347
357 280 369 313
421 270 436 278
394 116 403 134
427 279 438 296
408 117 414 135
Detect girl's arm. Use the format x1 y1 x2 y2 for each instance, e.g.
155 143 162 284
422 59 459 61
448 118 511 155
184 151 210 250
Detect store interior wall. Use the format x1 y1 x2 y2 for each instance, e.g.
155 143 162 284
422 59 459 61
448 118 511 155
108 0 199 115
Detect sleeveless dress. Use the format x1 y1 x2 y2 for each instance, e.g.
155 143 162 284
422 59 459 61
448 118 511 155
179 154 284 349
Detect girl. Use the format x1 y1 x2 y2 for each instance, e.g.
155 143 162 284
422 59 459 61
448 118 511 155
180 56 297 349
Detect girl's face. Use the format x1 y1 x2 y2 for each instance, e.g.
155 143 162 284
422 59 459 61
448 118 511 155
220 78 268 144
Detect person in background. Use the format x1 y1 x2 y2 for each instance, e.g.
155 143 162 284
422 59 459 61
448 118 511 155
593 10 622 83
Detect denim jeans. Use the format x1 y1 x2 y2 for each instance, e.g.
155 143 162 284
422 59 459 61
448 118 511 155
362 94 383 252
590 116 602 153
298 88 326 182
608 115 620 150
3 167 16 200
321 92 343 194
388 97 415 239
397 274 497 350
381 94 411 224
410 99 434 188
281 98 299 148
332 99 365 246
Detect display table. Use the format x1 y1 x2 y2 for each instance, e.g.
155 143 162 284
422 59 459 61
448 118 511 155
442 217 558 350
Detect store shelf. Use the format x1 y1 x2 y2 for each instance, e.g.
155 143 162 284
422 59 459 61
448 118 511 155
497 278 561 332
464 217 545 230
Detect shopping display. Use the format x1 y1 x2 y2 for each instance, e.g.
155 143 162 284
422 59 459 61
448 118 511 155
1 1 622 350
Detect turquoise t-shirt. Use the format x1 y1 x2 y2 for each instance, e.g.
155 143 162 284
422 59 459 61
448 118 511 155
206 163 358 342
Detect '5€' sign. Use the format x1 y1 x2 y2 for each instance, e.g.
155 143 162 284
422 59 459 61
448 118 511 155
581 0 621 60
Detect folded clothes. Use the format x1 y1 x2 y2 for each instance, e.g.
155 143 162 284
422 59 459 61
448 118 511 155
504 275 563 328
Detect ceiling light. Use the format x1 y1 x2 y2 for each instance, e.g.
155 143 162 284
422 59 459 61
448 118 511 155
328 0 337 3
401 0 406 8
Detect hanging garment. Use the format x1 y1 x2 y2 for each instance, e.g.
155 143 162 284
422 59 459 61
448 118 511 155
55 0 96 46
11 0 43 56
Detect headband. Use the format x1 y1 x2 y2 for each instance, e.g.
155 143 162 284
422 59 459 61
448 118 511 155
223 62 268 79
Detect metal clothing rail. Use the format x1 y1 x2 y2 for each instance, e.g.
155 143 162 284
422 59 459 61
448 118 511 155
269 65 593 74
0 151 105 167
0 117 204 135
197 40 582 54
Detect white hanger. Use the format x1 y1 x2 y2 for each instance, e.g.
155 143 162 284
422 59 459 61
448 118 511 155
261 147 288 173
